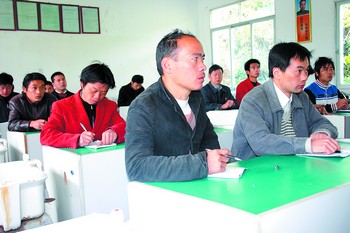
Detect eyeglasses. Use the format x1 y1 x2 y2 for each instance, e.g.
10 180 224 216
0 85 12 91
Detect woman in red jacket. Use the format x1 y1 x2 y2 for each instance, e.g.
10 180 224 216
40 62 126 149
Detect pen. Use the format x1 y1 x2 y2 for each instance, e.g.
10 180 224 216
80 122 87 132
205 149 241 161
225 154 242 161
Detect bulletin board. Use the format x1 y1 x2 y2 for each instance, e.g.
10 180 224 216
0 0 16 30
81 6 100 34
39 2 60 32
0 0 101 35
16 0 39 31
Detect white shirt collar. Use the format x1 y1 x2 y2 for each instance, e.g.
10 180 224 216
273 82 293 111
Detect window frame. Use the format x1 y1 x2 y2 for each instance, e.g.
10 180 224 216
336 0 350 91
209 1 275 92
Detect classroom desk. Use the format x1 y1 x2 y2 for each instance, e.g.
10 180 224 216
324 112 350 138
214 127 233 150
118 106 129 121
0 122 8 139
6 131 42 162
128 147 350 233
206 109 238 129
24 213 135 233
42 144 129 222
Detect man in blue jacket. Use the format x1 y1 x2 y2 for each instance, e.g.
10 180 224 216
233 42 340 160
125 29 231 182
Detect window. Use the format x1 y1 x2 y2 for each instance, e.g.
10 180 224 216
210 0 275 90
337 1 350 87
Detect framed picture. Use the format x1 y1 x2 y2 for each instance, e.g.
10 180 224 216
295 0 312 43
0 0 16 30
39 3 60 32
81 6 100 34
61 4 80 33
16 0 39 31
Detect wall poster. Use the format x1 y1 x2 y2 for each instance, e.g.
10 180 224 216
296 0 311 43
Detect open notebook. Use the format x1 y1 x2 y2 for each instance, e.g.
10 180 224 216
84 140 116 149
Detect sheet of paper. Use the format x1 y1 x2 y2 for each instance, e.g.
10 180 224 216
208 167 246 179
337 109 350 113
84 140 116 149
296 150 350 158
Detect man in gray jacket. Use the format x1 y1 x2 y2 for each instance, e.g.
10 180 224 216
125 29 231 182
233 42 340 160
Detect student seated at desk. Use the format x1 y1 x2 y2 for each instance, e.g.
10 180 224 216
236 59 261 106
8 72 57 132
304 57 349 115
232 42 340 160
0 72 19 123
50 71 74 100
40 62 126 149
45 81 54 94
125 29 230 182
117 74 145 107
201 64 238 111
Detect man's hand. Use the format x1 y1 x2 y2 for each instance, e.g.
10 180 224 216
207 148 230 174
30 119 47 130
310 133 340 154
79 131 95 147
100 129 117 145
221 100 235 109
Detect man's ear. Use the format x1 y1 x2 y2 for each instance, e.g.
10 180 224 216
315 72 319 78
22 86 27 93
161 57 173 75
272 67 281 79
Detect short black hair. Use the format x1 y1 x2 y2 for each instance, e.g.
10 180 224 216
80 62 116 89
22 72 47 89
314 57 335 80
156 29 197 76
46 80 53 86
208 64 223 74
244 59 260 71
131 75 144 84
268 42 312 78
51 71 65 82
0 72 14 85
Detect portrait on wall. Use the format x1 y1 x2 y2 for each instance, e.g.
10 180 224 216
296 0 312 43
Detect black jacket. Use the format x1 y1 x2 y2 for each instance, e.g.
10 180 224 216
0 92 19 123
8 93 57 131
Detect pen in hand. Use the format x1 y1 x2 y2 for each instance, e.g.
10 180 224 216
225 154 242 161
205 149 241 161
80 122 88 132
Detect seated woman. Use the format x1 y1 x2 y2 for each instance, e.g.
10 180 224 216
40 62 126 148
304 57 349 114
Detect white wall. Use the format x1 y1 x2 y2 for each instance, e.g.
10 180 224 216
0 0 199 101
0 0 342 99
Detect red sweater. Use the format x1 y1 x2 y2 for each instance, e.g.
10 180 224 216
236 78 260 105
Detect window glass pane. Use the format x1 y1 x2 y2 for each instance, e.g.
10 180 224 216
210 4 239 28
210 0 275 91
212 29 232 87
241 0 275 22
231 25 251 87
252 19 274 83
341 3 350 84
